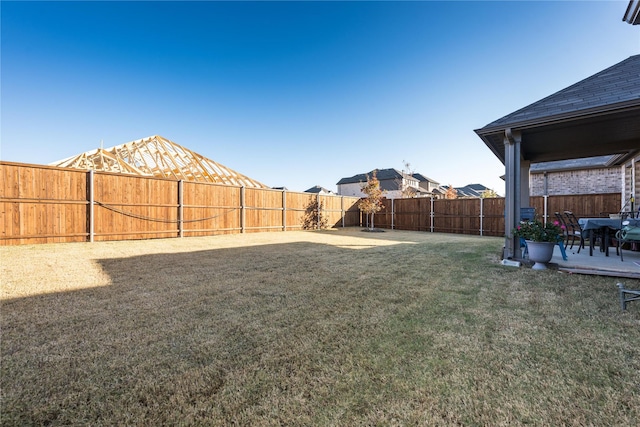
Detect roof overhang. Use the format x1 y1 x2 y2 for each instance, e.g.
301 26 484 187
475 101 640 164
624 0 640 24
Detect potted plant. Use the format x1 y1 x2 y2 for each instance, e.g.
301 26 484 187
513 219 565 269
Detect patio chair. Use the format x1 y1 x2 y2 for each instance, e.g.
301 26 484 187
617 283 640 310
518 207 535 260
520 207 535 222
615 220 640 262
563 211 586 252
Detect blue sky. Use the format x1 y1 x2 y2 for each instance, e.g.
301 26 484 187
2 1 638 194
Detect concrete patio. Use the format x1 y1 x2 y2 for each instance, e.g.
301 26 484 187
548 241 640 279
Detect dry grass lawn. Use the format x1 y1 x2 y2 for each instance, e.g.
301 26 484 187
1 228 639 426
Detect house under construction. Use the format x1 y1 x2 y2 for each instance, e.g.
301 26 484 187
50 135 268 188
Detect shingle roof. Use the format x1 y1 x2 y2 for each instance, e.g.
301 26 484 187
466 183 490 192
457 184 490 198
480 54 640 131
336 168 404 185
411 173 439 184
529 155 615 173
442 183 491 198
304 185 332 194
475 55 640 164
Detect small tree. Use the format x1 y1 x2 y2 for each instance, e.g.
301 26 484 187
301 199 328 230
480 188 499 198
358 170 385 230
444 185 458 200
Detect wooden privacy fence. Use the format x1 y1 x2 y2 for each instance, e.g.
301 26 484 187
371 193 622 237
0 162 361 245
1 162 623 245
372 197 504 236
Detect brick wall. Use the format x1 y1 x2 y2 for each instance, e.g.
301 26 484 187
530 167 621 196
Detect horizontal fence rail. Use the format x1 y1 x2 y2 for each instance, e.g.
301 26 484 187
1 162 622 245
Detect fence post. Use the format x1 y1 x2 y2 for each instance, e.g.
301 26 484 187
178 180 184 238
317 194 321 230
88 169 94 243
479 197 484 236
241 186 246 233
430 196 434 233
341 196 345 228
543 195 548 223
391 198 395 230
282 189 286 231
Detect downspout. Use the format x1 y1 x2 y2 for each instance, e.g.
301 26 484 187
632 156 636 214
505 128 521 198
543 171 548 223
621 164 627 212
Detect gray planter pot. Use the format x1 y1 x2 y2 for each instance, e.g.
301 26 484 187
526 240 555 270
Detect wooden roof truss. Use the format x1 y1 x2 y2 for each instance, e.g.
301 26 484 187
51 135 268 188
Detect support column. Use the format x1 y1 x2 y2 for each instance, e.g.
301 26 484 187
504 129 522 260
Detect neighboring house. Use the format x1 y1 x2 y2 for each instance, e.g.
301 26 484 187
440 183 493 198
336 168 429 199
336 168 496 199
304 185 334 195
336 168 452 199
457 184 493 198
411 173 443 198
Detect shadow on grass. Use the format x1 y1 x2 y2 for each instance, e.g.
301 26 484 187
1 240 447 424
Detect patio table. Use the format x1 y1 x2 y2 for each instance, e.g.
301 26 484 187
578 218 640 256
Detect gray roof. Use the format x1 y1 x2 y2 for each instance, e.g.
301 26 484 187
336 168 406 185
442 183 491 198
466 183 490 192
457 184 490 198
411 173 439 185
304 185 332 194
475 55 640 164
530 155 616 173
480 54 640 131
